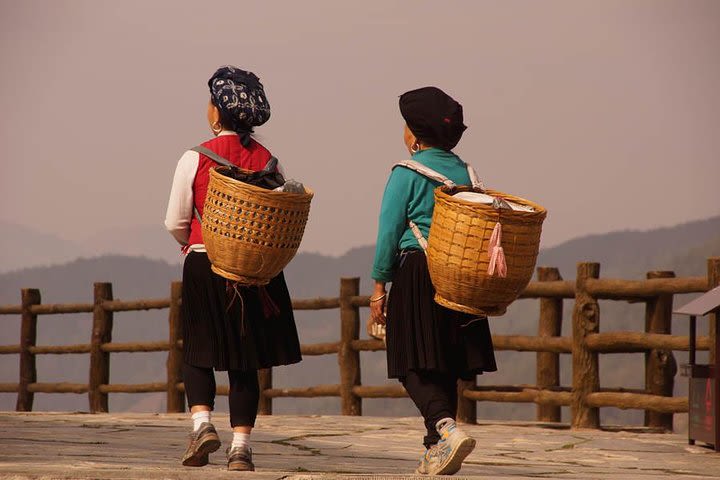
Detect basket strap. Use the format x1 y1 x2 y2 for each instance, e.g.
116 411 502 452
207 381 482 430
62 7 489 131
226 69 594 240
394 160 487 253
394 160 485 191
408 220 428 252
393 160 457 188
189 145 235 224
192 145 279 173
191 145 235 168
466 164 485 191
263 156 278 173
188 146 279 224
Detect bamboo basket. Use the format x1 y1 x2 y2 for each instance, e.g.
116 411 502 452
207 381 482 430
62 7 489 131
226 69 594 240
201 166 313 285
426 186 547 316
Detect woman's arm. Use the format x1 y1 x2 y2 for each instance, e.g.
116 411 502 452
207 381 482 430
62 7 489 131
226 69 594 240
164 150 199 246
369 168 414 323
371 168 413 282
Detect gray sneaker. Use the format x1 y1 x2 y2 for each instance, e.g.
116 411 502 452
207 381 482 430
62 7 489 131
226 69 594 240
181 422 221 467
415 420 476 475
227 445 255 471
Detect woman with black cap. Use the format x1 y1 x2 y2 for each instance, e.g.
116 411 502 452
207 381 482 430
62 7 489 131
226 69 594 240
164 66 302 472
370 87 497 475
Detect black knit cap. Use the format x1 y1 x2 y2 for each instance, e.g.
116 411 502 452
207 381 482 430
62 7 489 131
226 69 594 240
399 86 467 151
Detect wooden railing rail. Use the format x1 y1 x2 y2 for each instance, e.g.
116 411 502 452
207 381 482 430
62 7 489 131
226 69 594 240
586 333 711 353
292 298 340 309
518 280 575 299
0 306 22 315
0 257 718 432
585 276 707 299
30 304 93 315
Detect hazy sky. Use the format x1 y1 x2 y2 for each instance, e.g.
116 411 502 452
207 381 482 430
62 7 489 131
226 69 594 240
1 0 718 256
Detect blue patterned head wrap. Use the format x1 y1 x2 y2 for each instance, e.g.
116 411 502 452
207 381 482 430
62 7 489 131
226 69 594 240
208 66 271 139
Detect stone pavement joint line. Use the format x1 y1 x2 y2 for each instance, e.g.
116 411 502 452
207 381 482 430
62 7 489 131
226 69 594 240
0 412 719 479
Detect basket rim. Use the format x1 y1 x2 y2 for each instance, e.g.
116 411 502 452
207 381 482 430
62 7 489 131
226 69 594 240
210 166 314 199
435 185 546 217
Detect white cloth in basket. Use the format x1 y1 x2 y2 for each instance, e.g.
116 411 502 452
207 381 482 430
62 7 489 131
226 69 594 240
453 191 535 212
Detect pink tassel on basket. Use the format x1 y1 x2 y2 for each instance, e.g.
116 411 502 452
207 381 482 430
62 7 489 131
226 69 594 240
487 222 507 278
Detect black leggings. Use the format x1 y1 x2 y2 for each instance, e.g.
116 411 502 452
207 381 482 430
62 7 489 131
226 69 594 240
182 362 259 428
401 370 458 448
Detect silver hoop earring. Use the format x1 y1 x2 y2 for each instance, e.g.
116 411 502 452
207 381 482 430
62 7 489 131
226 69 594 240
411 142 420 154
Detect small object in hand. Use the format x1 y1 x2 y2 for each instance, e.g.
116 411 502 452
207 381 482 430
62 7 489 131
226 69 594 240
366 316 387 344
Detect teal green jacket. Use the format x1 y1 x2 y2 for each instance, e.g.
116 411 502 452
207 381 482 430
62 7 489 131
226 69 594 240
371 148 473 282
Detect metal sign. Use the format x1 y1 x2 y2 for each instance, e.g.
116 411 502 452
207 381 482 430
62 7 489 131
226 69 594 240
675 286 720 316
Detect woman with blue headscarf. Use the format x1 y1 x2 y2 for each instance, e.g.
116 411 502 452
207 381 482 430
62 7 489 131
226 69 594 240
165 66 301 472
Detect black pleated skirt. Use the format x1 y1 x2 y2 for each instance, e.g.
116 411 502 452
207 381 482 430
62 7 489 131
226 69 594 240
386 250 497 380
181 251 302 371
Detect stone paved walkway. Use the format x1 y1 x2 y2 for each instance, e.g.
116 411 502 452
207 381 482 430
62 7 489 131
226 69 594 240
0 413 719 479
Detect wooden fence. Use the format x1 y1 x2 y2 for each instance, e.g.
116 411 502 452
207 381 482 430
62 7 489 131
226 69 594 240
1 257 718 431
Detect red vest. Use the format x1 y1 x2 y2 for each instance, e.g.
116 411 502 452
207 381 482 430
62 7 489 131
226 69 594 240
188 134 273 245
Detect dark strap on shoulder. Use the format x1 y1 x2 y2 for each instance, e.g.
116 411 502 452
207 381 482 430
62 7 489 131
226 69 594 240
264 156 278 173
190 146 233 223
191 145 235 168
191 145 279 172
189 145 280 223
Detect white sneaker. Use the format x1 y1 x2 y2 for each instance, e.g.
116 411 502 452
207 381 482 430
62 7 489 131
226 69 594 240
425 420 476 475
414 444 441 474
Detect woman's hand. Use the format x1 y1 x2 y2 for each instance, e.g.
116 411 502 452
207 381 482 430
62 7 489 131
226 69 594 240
370 281 387 325
370 297 386 325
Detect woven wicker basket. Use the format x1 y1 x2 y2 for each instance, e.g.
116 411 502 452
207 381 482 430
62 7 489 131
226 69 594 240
426 186 546 316
201 166 313 285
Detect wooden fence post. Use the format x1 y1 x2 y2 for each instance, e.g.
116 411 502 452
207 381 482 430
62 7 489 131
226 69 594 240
537 267 563 423
89 282 113 413
16 288 41 412
644 271 676 431
166 281 184 413
338 277 361 415
571 262 600 429
258 369 272 415
709 258 720 365
456 378 477 424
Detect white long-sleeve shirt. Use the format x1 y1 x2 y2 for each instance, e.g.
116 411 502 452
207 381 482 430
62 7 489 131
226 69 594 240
165 147 202 251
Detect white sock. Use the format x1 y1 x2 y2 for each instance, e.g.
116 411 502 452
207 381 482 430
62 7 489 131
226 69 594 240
436 417 455 432
192 410 211 431
232 432 250 450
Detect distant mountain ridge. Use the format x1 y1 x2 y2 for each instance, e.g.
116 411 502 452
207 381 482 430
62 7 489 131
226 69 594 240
0 256 183 303
0 222 85 274
537 215 720 279
2 214 718 277
0 222 183 274
2 215 717 305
